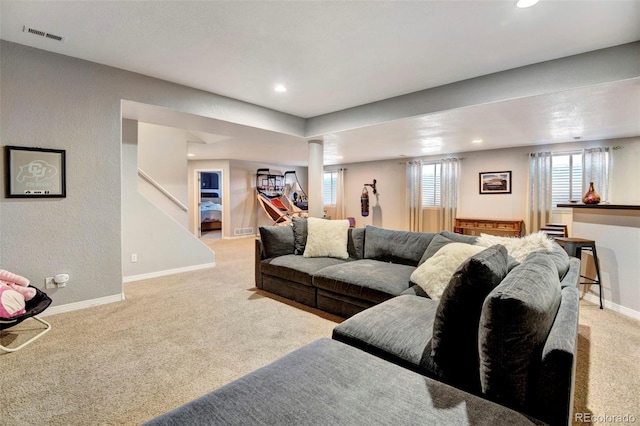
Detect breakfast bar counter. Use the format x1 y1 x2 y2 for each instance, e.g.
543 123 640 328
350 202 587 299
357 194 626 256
557 204 640 317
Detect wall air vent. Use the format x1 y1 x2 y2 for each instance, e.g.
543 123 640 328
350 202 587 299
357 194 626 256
234 227 254 236
23 25 65 42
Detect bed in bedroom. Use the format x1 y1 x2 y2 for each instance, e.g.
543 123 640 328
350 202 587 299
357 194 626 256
200 197 222 232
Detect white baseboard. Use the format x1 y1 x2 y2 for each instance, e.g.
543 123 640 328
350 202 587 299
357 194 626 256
122 262 216 283
222 234 259 240
581 293 640 320
41 293 125 317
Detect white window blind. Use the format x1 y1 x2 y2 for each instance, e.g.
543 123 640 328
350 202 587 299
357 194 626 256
551 152 582 206
421 163 441 207
323 171 337 205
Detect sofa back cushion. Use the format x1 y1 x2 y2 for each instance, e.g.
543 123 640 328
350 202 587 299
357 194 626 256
259 226 295 258
417 234 455 266
479 251 561 411
430 244 509 391
363 226 435 266
548 242 571 280
439 230 478 244
348 227 366 259
292 217 308 255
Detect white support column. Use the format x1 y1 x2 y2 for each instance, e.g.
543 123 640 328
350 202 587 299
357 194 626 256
308 139 324 218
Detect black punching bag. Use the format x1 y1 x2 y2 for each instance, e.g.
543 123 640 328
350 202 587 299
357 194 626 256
361 187 369 217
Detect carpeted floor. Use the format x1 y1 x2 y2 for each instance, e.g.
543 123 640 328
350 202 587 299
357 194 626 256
1 237 638 425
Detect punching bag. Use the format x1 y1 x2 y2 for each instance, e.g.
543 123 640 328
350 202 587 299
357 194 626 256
361 187 369 217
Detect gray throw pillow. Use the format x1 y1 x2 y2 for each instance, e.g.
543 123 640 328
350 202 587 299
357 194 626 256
259 226 294 258
479 251 562 410
430 244 509 391
417 234 455 266
292 217 307 255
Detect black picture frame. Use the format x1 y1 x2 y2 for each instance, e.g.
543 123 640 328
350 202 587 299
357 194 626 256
4 146 66 198
479 171 511 194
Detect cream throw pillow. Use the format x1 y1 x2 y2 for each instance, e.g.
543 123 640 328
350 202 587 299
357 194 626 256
475 231 554 262
303 218 350 259
410 243 484 300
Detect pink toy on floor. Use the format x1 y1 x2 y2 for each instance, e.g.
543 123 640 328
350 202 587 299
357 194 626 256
0 284 26 317
0 269 36 301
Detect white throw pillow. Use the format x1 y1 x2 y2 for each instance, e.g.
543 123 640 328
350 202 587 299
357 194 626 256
303 218 350 259
475 231 554 262
410 243 484 300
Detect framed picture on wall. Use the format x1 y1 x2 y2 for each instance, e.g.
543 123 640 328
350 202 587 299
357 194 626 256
4 146 66 198
479 171 511 194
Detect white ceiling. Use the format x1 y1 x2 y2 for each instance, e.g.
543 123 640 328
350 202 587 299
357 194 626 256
2 1 640 166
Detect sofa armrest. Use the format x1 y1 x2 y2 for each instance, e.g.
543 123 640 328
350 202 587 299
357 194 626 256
255 239 265 289
534 285 580 426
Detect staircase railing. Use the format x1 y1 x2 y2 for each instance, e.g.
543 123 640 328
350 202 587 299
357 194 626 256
138 168 188 212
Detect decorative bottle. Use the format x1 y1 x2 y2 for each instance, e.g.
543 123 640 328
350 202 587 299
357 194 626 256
582 182 601 204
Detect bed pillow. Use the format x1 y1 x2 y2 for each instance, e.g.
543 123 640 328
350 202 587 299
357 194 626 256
303 218 350 259
410 243 484 299
292 217 308 255
259 226 294 258
430 244 509 390
475 231 553 262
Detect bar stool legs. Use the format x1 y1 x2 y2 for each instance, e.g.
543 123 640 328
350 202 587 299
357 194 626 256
555 237 604 309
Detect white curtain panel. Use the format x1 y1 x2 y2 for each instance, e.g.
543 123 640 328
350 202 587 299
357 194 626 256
582 147 610 202
439 158 460 232
335 168 346 220
406 160 423 232
528 151 552 232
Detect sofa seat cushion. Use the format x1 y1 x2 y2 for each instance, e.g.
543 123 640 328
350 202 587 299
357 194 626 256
261 255 348 286
333 295 443 378
144 338 542 426
313 259 415 303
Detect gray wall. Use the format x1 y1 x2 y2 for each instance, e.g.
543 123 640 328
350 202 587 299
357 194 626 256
122 119 213 279
0 41 304 308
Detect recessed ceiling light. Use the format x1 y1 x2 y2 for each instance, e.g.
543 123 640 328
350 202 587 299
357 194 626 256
472 139 483 144
516 0 539 8
187 153 195 157
274 84 287 93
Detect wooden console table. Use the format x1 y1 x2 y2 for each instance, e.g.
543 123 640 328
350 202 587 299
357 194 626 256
454 218 525 237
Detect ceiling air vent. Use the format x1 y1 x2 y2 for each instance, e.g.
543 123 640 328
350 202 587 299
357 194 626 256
22 25 65 42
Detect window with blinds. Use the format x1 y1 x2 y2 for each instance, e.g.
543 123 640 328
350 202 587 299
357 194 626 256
421 163 441 207
323 171 337 205
552 152 582 206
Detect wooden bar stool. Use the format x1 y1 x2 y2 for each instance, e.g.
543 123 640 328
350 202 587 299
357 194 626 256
555 237 603 309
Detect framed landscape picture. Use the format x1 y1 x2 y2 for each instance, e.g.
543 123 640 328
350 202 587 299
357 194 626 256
4 146 66 198
479 171 511 194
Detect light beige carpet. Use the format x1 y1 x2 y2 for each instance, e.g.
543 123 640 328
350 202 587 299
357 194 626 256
1 237 638 425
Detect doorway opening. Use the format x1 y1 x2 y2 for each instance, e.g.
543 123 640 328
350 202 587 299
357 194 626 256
197 170 223 242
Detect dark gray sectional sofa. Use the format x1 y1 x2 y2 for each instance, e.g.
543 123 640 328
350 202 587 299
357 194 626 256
147 224 580 426
256 221 478 317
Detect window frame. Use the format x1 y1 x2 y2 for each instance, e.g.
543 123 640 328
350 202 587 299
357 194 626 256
323 170 337 206
421 162 441 208
551 150 583 211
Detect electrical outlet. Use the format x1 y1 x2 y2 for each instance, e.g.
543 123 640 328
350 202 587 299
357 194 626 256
131 253 138 263
45 277 55 289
